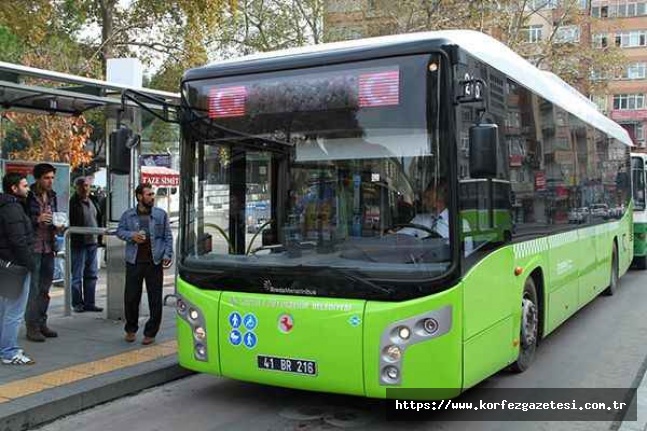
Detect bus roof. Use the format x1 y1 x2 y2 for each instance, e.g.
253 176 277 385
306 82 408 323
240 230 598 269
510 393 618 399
185 30 633 147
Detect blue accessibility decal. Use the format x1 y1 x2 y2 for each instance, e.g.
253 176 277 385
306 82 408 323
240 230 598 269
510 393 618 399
244 332 257 349
243 313 258 331
229 312 242 329
229 329 242 346
348 315 362 327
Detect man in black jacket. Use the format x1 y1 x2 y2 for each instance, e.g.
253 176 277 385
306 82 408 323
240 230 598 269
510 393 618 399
0 173 36 365
69 176 103 313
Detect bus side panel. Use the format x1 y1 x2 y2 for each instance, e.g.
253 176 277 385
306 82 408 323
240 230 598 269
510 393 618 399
462 246 521 389
545 231 580 333
176 278 223 375
616 212 633 276
577 226 600 308
363 286 462 399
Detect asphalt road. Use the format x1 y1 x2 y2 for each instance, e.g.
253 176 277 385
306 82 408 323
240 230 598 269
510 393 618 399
37 269 647 431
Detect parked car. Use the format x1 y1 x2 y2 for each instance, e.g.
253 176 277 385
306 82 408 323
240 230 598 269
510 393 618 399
590 204 609 218
568 207 589 224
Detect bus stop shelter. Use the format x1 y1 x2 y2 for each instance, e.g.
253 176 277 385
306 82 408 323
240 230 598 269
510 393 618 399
0 60 181 320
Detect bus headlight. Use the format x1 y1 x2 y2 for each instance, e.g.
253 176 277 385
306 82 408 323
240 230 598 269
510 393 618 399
195 343 206 358
176 295 209 362
383 366 399 381
176 299 187 315
194 326 206 340
379 306 452 386
189 308 200 321
397 326 411 341
383 345 402 361
422 318 439 335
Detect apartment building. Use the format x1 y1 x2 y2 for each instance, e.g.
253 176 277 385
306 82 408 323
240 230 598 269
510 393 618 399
590 0 647 149
323 0 647 149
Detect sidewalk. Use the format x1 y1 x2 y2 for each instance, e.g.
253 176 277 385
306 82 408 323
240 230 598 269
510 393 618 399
0 269 193 431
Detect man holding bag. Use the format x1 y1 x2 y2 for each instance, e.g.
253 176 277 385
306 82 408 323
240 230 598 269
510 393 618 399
0 173 35 365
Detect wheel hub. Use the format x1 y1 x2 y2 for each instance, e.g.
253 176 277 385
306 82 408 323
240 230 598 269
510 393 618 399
521 297 537 348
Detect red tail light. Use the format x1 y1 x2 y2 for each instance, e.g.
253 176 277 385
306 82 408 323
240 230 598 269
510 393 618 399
208 86 247 118
358 70 400 108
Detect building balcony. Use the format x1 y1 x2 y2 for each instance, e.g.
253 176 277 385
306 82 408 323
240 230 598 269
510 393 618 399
610 109 647 121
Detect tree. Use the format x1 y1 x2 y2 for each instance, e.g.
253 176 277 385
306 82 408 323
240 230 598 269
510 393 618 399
211 0 324 58
6 114 94 170
0 25 23 63
73 0 237 81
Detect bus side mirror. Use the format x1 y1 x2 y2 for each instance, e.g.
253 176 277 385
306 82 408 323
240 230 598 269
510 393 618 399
469 124 498 178
109 126 140 173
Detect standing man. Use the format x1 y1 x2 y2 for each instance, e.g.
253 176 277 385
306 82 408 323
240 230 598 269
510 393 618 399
69 176 103 313
116 183 173 345
25 163 60 342
0 173 35 364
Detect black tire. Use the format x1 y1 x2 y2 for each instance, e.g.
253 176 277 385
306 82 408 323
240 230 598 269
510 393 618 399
509 277 539 373
602 243 619 296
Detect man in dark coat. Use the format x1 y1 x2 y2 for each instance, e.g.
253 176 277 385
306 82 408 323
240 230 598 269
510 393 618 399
0 173 36 364
68 176 103 312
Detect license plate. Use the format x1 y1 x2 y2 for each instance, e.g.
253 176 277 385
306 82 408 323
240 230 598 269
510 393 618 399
257 355 317 376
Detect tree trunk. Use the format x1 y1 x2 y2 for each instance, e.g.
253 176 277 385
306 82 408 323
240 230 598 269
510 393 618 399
100 0 117 77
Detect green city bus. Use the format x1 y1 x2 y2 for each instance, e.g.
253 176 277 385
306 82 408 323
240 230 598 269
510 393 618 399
175 30 633 399
632 152 647 269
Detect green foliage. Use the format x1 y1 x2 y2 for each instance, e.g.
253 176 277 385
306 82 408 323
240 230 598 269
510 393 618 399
0 25 23 63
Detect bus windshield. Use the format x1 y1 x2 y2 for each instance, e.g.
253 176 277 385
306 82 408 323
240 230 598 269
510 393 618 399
179 54 455 300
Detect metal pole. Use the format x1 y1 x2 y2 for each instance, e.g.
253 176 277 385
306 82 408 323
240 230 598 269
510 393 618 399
63 226 116 316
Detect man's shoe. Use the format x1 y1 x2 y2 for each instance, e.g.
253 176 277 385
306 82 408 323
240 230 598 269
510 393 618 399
84 305 103 312
40 326 58 338
142 336 155 345
26 327 45 342
125 333 136 343
73 305 85 313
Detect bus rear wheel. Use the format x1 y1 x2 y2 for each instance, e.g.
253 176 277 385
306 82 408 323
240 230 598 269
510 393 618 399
602 243 619 296
509 277 538 373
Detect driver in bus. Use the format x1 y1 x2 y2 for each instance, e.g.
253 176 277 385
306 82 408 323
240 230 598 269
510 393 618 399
396 179 474 256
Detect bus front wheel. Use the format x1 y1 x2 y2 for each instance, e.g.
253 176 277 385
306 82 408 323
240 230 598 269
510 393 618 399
602 243 619 296
510 277 538 373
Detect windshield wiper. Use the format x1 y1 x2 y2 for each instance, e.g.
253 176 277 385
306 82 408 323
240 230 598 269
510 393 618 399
329 268 393 297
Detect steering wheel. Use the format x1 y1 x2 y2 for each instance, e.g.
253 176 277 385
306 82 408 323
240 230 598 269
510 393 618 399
393 223 443 239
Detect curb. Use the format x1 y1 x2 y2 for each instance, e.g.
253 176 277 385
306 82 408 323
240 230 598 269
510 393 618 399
0 357 194 431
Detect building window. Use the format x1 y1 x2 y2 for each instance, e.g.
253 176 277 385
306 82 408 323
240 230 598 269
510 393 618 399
527 0 558 9
613 94 646 110
593 33 608 47
525 25 543 43
615 31 647 48
623 63 647 80
555 25 580 43
612 2 647 17
637 123 645 141
590 95 607 112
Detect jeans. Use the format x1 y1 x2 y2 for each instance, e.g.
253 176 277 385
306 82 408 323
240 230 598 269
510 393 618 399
25 253 54 328
0 272 31 360
71 244 98 308
124 263 163 338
